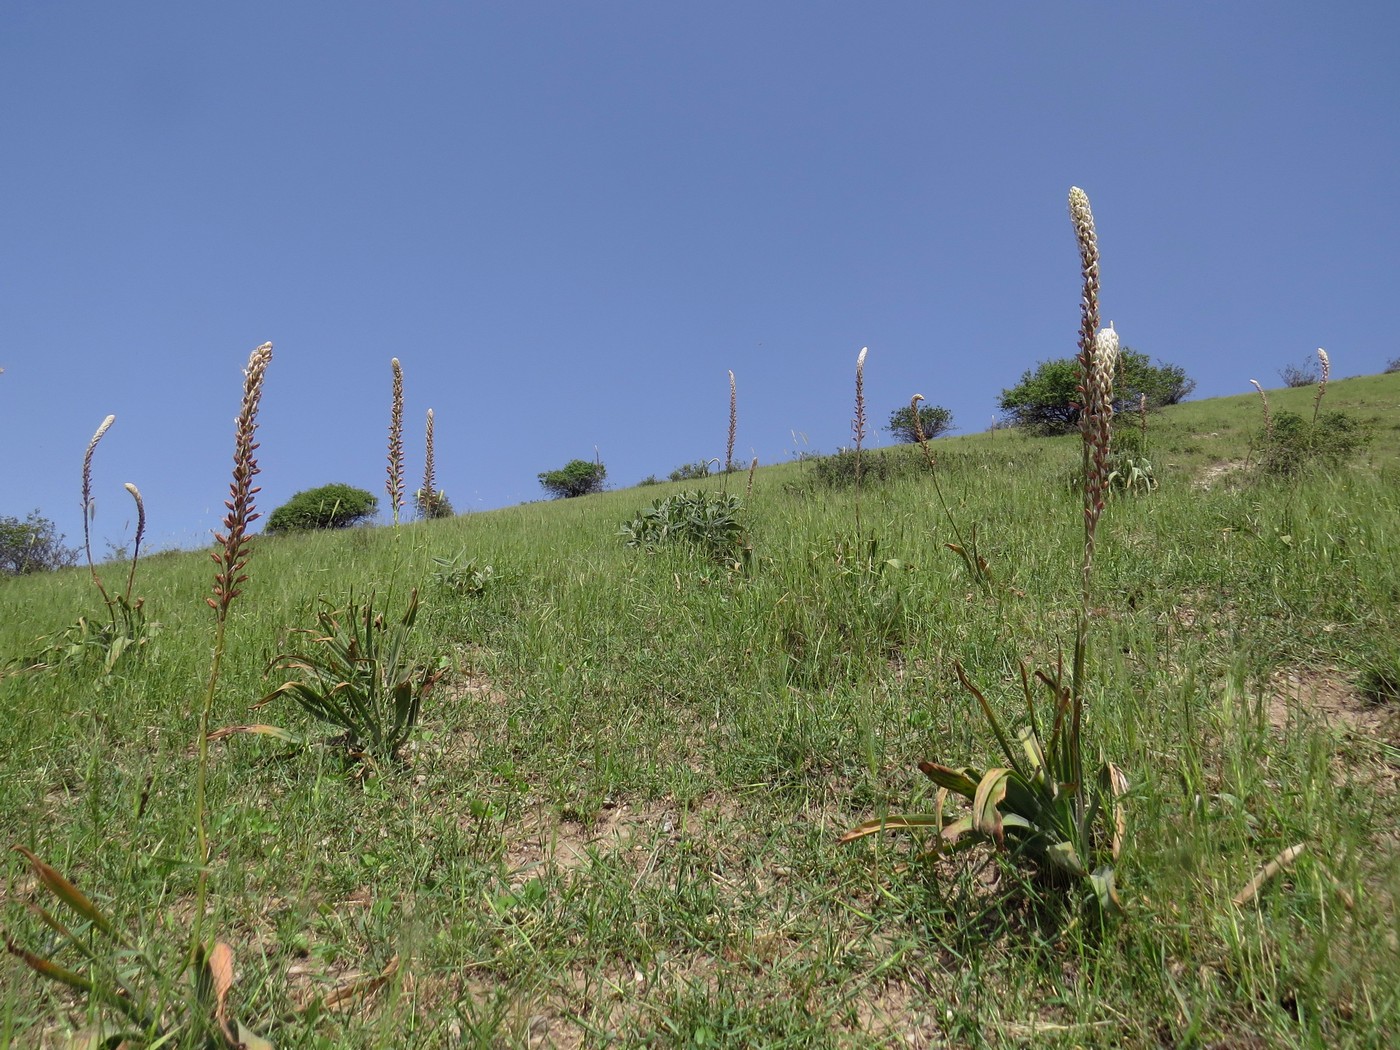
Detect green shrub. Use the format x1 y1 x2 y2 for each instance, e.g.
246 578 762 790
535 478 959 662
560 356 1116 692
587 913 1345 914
538 459 607 499
999 349 1194 433
265 483 379 533
668 460 715 482
886 403 953 443
803 446 923 489
1260 411 1369 477
0 510 78 576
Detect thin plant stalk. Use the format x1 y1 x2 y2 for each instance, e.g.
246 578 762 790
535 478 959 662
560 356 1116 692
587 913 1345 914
387 358 405 526
1250 379 1272 465
190 342 272 965
910 393 993 597
745 455 758 501
122 483 145 603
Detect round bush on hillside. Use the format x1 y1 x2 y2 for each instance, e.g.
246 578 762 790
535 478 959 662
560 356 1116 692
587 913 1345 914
265 484 379 534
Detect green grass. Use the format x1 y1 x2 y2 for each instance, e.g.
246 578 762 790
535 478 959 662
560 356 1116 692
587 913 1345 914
3 373 1400 1048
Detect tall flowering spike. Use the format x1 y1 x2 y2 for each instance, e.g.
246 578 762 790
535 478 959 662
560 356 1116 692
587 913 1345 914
81 414 116 595
387 358 405 525
419 408 437 518
210 343 272 619
1084 324 1119 521
122 483 145 602
1069 187 1101 381
909 392 938 472
852 348 868 449
1313 347 1331 423
1250 379 1273 441
726 370 737 474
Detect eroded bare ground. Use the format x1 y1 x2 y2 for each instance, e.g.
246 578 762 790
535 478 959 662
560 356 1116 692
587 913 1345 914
1267 667 1400 749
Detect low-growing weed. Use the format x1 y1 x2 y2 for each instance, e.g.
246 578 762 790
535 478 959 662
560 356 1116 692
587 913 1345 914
620 490 749 565
257 588 442 767
431 552 497 596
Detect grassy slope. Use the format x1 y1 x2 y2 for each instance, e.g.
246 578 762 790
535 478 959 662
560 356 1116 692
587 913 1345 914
2 373 1399 1048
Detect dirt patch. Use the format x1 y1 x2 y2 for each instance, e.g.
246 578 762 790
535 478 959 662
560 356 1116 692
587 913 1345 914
501 798 681 883
1196 459 1248 490
1267 667 1398 743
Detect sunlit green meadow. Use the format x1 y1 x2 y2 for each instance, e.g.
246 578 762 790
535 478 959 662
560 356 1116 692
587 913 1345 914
3 371 1399 1048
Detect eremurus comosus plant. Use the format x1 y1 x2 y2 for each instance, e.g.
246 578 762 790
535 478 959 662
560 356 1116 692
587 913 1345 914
842 188 1129 915
6 343 276 1048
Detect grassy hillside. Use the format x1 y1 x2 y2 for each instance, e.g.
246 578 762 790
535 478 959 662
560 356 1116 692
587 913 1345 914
3 372 1399 1048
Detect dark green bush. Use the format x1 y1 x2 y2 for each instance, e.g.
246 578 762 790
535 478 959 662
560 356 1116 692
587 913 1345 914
999 349 1195 433
538 459 607 499
265 484 379 534
0 510 78 575
886 403 953 443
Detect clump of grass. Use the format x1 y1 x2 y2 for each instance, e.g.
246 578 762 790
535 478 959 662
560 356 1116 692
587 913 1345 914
387 357 405 525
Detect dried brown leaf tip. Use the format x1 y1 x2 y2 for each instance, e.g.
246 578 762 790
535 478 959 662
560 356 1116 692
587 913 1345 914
211 342 272 617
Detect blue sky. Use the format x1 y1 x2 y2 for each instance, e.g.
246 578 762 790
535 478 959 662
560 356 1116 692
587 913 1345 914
3 2 1397 554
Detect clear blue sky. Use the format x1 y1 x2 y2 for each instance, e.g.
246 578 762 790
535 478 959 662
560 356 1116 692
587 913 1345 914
3 2 1396 553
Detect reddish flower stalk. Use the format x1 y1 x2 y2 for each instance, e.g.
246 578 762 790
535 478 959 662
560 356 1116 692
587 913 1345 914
726 370 737 475
209 343 272 621
387 358 405 525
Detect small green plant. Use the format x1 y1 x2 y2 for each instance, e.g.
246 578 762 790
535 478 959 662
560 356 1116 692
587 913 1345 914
842 661 1127 910
257 588 441 767
431 553 496 596
538 458 606 499
9 423 155 675
620 490 748 564
266 483 379 533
